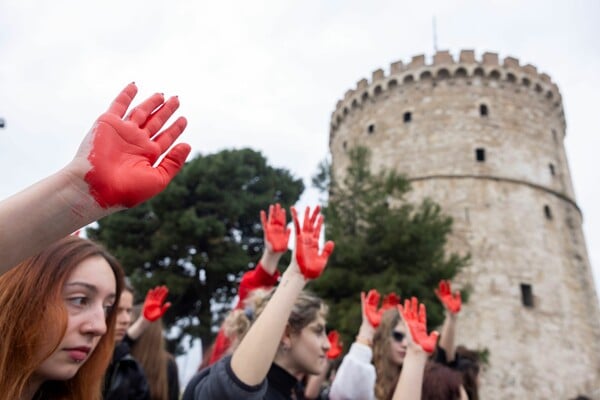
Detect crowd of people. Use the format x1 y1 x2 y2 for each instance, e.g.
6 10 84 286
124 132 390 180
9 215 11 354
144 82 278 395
0 82 496 399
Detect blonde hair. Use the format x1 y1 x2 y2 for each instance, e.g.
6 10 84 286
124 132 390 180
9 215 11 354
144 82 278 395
373 308 402 400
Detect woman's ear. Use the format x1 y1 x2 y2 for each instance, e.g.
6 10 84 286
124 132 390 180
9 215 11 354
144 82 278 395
280 324 293 351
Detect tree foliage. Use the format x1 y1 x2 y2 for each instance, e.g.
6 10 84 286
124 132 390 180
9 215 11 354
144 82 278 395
311 147 469 347
88 148 303 352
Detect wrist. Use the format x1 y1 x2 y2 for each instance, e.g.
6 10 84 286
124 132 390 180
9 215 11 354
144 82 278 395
357 323 375 341
355 335 373 347
260 250 283 273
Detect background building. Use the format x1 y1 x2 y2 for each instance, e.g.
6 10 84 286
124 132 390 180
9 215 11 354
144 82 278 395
329 49 600 398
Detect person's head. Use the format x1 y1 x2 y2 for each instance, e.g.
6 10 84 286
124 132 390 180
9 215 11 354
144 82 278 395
373 308 406 400
454 346 481 400
255 290 330 376
130 305 170 400
114 280 135 342
0 236 124 400
421 362 464 400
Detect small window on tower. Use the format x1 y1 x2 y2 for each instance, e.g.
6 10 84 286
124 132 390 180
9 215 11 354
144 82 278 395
544 205 552 220
479 104 488 117
475 148 485 162
520 284 534 308
549 163 555 176
343 141 347 150
367 124 375 134
403 112 412 123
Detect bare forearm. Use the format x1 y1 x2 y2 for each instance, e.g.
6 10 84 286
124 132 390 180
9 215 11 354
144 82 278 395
127 315 152 341
0 167 108 274
259 248 283 275
439 312 457 362
231 268 305 385
392 348 428 400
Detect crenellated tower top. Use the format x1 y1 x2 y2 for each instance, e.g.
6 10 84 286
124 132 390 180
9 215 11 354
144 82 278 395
330 50 564 132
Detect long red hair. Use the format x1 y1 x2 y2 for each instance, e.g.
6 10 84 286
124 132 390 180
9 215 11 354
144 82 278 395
0 236 124 399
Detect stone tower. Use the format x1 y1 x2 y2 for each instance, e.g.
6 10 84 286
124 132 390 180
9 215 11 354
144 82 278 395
328 50 600 398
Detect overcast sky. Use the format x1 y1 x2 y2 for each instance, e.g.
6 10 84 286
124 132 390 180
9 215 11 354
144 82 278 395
1 0 599 381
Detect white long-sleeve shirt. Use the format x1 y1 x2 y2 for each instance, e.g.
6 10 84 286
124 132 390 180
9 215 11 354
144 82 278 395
329 342 376 400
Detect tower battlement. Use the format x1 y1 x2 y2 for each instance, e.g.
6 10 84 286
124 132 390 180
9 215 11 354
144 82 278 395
331 50 563 131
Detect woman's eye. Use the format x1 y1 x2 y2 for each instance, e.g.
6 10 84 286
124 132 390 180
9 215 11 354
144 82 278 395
68 296 88 307
103 304 114 316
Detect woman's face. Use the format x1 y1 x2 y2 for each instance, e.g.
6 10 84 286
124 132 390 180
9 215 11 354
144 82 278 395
34 256 117 381
288 313 331 375
388 320 408 366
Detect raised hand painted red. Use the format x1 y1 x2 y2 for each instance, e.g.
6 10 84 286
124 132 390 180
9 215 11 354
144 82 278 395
143 285 171 322
260 203 291 253
398 297 439 354
85 83 191 208
326 330 343 360
291 206 334 279
363 289 400 328
435 280 462 314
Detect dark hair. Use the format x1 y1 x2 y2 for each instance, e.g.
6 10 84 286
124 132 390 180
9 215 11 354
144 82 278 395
455 346 480 400
421 362 463 400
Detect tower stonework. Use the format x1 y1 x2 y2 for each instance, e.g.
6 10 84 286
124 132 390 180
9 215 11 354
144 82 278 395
329 50 600 398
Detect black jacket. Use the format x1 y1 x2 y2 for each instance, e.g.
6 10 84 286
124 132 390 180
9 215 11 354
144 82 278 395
182 356 305 400
103 337 151 400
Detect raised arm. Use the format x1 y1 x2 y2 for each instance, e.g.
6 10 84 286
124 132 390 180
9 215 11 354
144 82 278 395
329 291 387 400
128 285 171 340
237 203 290 303
258 203 291 274
391 297 439 400
435 280 461 362
230 206 334 386
0 83 190 273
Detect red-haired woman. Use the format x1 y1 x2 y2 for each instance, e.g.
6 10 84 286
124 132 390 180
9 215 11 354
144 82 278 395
0 236 125 399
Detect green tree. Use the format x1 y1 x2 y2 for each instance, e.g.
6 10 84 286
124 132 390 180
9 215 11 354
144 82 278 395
88 148 303 352
311 147 469 347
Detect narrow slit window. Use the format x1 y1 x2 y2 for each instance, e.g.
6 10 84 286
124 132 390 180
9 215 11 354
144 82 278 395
475 148 485 162
367 124 375 134
479 104 488 117
403 112 412 123
544 205 552 220
343 141 347 150
549 163 555 176
520 284 534 308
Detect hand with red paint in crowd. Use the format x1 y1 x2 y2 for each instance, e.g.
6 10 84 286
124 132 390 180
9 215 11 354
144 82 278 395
74 82 191 209
290 206 334 280
326 330 343 360
435 280 461 315
143 285 171 322
362 289 400 328
397 297 439 354
0 83 191 275
260 203 291 253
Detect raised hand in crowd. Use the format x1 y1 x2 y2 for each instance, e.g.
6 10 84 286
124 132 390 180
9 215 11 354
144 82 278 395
0 83 190 274
392 297 439 400
363 289 400 328
291 205 334 279
435 279 462 362
326 330 343 360
128 285 172 340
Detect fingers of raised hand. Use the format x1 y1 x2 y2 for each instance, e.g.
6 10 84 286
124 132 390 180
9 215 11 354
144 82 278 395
127 92 166 127
141 96 180 137
107 83 138 117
